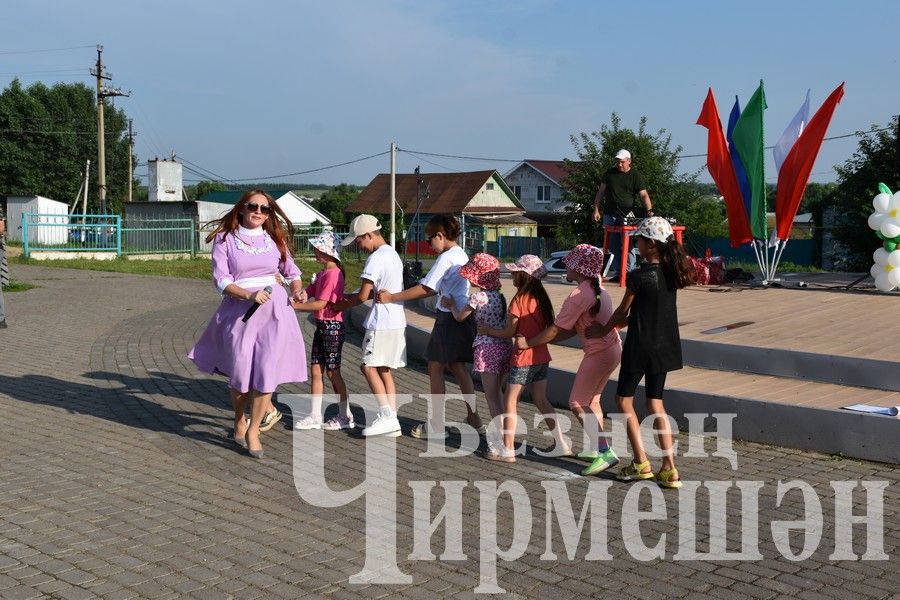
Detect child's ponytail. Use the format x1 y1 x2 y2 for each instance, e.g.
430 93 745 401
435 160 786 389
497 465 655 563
588 276 603 317
659 236 694 290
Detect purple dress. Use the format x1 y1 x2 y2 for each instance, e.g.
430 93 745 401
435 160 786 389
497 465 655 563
189 228 307 393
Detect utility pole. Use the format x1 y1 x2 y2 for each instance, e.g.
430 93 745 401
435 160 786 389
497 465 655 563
90 44 129 214
389 142 396 248
126 119 135 202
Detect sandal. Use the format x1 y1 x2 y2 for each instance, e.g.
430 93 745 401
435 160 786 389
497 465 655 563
655 467 682 489
616 459 654 482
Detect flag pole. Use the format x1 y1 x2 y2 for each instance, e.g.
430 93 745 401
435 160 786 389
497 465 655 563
770 239 788 281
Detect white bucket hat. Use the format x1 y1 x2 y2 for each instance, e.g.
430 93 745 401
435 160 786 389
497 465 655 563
309 230 341 261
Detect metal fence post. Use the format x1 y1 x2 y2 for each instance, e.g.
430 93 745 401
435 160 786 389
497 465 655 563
23 213 30 258
115 215 122 256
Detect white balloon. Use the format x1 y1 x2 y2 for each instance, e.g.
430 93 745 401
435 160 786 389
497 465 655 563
889 268 900 287
874 247 890 265
871 263 881 278
890 250 900 268
889 192 900 211
873 192 891 212
868 213 884 231
881 220 900 238
875 272 895 292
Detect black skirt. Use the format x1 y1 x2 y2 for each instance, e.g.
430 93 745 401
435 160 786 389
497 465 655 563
425 310 475 364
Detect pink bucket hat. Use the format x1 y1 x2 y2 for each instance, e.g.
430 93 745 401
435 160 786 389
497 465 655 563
562 244 605 279
458 253 501 291
505 254 547 280
309 230 341 261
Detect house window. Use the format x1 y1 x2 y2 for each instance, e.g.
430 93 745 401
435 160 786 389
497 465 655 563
536 185 551 203
486 182 494 190
508 228 518 237
513 185 521 200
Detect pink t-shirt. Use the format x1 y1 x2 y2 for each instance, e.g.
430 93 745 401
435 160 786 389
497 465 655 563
305 267 345 321
554 279 620 354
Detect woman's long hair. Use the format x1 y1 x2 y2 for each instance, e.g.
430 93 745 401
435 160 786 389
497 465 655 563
205 190 295 262
512 272 554 325
655 235 694 290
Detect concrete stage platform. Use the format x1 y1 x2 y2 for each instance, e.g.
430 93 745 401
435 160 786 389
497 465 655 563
351 275 900 463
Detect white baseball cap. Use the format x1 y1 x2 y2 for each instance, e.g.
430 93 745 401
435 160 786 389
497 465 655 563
615 149 632 161
341 214 382 246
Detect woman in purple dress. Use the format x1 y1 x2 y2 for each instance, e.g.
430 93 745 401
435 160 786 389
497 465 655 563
189 190 307 458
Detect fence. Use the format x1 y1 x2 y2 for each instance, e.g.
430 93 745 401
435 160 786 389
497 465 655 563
122 218 196 256
22 213 121 258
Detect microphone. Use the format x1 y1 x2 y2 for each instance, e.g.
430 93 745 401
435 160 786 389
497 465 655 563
242 286 273 323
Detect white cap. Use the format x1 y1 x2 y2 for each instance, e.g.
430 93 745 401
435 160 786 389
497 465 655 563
341 214 382 246
614 149 632 161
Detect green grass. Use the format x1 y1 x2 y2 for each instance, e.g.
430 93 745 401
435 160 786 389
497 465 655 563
4 279 38 292
726 260 825 274
12 255 366 284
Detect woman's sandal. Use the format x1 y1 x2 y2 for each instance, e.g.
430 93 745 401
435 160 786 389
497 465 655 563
655 467 682 489
616 459 655 482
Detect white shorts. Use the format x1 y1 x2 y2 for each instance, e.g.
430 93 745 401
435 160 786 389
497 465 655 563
361 328 407 369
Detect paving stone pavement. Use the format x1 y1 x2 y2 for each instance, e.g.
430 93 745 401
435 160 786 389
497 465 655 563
0 264 897 600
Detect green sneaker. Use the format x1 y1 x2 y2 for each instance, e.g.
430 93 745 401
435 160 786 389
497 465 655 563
576 449 601 462
581 448 619 476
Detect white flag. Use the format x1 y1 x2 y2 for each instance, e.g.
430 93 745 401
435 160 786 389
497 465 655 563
773 89 810 173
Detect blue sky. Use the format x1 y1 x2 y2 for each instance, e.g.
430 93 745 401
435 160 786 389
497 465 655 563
2 1 898 187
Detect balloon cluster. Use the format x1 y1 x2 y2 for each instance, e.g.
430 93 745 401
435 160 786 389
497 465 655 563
868 183 900 292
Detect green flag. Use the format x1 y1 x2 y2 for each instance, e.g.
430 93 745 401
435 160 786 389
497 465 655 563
732 81 768 239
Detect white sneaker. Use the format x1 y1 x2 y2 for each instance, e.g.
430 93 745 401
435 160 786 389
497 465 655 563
362 413 401 437
293 415 322 430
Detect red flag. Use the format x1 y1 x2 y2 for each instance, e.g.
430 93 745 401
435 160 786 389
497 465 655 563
697 88 753 247
775 83 845 240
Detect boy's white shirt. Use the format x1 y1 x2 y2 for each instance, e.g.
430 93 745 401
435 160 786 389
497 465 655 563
360 244 406 330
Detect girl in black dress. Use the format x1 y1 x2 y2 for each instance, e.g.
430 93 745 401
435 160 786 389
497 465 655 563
588 217 693 488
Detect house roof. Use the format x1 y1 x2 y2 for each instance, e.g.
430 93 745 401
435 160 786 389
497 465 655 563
506 160 579 186
467 214 537 225
199 189 293 204
348 170 523 215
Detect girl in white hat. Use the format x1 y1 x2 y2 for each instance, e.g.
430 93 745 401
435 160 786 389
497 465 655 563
291 231 351 431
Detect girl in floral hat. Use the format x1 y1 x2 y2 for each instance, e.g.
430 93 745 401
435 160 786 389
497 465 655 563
515 244 621 476
291 230 351 431
440 253 511 459
587 216 693 488
478 255 568 462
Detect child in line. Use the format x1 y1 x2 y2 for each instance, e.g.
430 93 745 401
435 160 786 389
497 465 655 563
333 215 407 437
516 244 622 476
377 215 484 439
588 217 693 488
479 255 568 463
440 253 512 459
291 231 352 431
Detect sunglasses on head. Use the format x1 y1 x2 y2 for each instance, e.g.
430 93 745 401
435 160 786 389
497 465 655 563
246 202 272 214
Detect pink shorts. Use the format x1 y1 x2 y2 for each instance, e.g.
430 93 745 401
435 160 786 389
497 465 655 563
473 342 512 374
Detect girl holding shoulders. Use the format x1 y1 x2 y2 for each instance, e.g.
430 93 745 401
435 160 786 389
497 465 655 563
588 217 693 488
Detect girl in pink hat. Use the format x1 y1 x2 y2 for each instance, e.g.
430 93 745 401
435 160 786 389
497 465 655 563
479 254 569 462
515 244 621 476
440 253 511 459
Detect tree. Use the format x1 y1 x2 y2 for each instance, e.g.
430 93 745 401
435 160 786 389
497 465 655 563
187 180 228 201
316 183 360 225
831 118 899 270
0 79 135 213
559 113 725 252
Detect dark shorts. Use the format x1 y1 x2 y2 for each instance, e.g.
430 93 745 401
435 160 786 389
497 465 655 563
425 311 475 364
310 319 345 372
508 363 549 386
616 370 668 399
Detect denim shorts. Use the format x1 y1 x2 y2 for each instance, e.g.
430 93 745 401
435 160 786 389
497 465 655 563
507 363 549 385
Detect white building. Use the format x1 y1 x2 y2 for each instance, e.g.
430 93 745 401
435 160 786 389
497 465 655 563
148 159 184 202
4 195 69 244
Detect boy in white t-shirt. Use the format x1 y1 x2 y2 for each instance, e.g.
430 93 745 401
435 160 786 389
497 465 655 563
336 214 407 437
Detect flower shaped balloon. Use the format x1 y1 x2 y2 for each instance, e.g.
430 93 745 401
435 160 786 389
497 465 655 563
870 247 900 292
868 188 900 240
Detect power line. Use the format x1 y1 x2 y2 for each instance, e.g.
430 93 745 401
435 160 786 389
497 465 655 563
401 151 460 172
229 150 391 181
676 126 895 159
0 69 86 76
0 44 95 56
398 147 521 162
